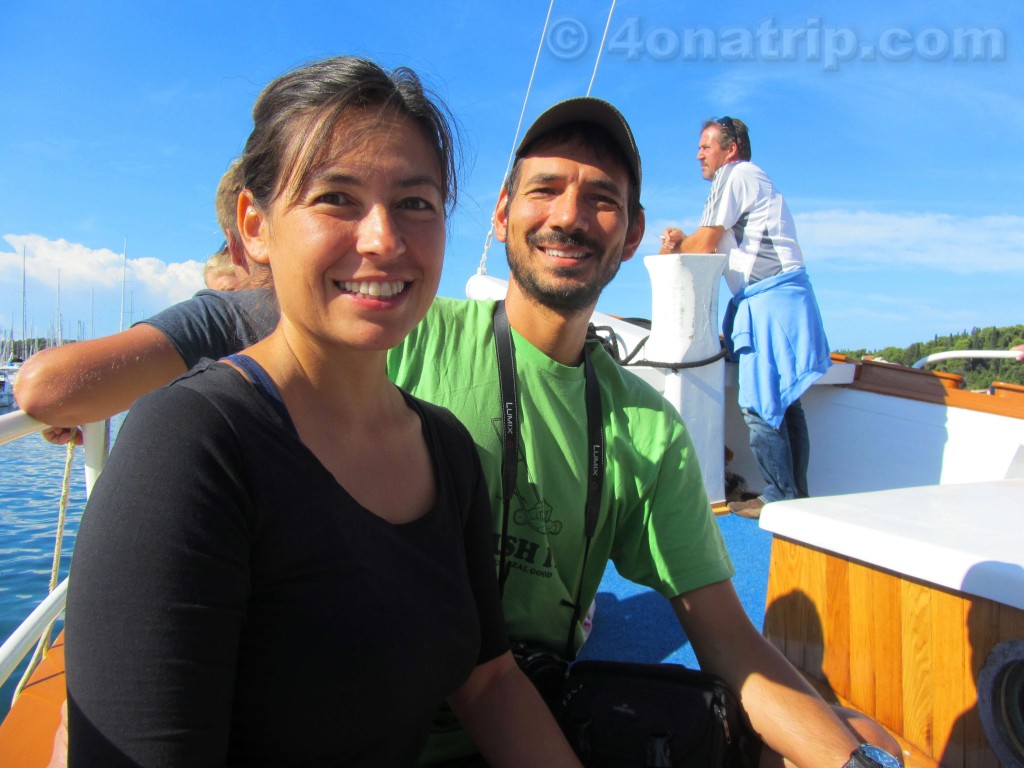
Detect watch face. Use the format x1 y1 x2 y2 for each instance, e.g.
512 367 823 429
858 744 902 768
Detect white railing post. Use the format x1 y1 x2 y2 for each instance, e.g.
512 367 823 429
642 253 728 504
82 419 110 498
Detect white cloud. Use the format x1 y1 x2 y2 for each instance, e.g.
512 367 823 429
1 234 203 300
795 210 1024 274
628 206 1024 276
128 255 206 301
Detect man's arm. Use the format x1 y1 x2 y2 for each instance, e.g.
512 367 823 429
657 225 725 254
14 324 187 430
679 225 725 254
672 580 900 767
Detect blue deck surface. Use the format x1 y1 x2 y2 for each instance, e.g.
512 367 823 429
576 515 773 669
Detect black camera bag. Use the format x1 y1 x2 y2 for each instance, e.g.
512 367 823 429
557 660 750 768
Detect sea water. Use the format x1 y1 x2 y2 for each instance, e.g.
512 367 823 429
0 416 122 720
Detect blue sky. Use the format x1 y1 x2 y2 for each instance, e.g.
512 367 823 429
0 1 1020 351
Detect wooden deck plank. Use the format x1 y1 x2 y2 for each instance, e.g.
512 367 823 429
0 634 65 768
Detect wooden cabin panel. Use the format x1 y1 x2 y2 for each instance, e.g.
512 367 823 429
930 588 968 768
796 539 829 678
901 579 936 756
997 599 1024 639
764 538 844 691
963 599 1002 768
847 559 879 716
764 538 802 664
765 537 827 672
869 565 904 732
823 552 851 693
765 536 1023 766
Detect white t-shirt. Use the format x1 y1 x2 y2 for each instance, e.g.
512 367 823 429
699 161 804 296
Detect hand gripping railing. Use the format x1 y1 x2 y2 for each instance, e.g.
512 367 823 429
0 411 109 691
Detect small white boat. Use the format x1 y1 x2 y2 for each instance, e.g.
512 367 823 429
0 362 21 409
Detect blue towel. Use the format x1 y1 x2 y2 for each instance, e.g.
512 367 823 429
723 270 831 429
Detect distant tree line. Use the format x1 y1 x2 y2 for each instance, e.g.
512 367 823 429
3 337 55 362
837 324 1024 390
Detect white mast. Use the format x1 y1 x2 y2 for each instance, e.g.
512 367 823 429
21 247 27 360
56 268 62 346
119 237 127 332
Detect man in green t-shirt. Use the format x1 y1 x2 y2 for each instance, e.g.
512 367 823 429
19 98 901 768
389 98 899 768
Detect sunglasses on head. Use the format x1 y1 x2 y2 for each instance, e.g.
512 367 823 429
715 116 738 142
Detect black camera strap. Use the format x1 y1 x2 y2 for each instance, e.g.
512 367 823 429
492 300 605 661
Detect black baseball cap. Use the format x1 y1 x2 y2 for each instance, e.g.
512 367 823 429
515 97 642 191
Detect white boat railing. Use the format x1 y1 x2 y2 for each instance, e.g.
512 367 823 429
0 408 44 445
0 410 110 691
912 349 1020 369
0 580 68 690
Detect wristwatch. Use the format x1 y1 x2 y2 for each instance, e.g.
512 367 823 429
844 744 902 768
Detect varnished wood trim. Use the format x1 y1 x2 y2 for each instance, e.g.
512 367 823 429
828 354 1024 419
992 381 1024 398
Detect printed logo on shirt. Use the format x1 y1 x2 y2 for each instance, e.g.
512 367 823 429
489 416 564 581
514 501 563 535
489 414 567 540
493 532 555 578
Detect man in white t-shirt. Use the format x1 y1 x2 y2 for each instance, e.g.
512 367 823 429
660 117 831 519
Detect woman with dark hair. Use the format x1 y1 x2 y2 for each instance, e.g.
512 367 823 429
64 56 579 767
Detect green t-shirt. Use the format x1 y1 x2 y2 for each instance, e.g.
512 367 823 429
388 297 734 763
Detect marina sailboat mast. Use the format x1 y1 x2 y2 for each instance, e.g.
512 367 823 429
118 237 127 333
20 247 26 360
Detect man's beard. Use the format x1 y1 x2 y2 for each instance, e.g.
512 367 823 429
506 231 622 312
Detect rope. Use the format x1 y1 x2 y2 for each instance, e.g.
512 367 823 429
586 0 618 95
477 0 617 275
589 325 729 370
477 0 556 276
632 347 729 371
13 427 78 703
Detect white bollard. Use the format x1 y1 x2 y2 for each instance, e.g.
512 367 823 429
465 272 509 302
642 253 727 504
